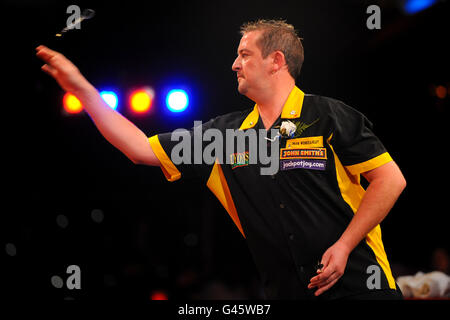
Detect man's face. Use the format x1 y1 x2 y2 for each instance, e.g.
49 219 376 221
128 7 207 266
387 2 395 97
232 31 272 98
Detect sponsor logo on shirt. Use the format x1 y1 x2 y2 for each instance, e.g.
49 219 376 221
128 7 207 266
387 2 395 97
230 151 249 169
280 148 327 160
280 159 327 171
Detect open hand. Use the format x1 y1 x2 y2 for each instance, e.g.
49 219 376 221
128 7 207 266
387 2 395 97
308 241 351 296
36 45 89 94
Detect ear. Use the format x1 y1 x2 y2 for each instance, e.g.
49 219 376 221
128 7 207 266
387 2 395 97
271 50 287 72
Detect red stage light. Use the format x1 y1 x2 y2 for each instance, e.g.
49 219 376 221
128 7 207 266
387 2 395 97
130 88 154 114
150 290 168 300
63 92 83 114
435 85 447 99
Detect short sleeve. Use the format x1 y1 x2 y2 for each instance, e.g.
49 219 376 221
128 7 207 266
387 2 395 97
330 102 392 176
148 119 218 182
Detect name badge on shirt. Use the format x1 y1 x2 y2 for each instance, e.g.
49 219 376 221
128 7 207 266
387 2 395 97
286 136 323 149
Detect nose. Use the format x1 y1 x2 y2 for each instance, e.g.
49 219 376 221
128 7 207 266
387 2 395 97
232 56 241 72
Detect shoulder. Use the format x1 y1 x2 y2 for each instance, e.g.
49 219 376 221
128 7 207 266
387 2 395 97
209 108 254 129
303 93 365 120
304 93 357 113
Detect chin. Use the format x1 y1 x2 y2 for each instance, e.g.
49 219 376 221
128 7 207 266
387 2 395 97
237 83 248 95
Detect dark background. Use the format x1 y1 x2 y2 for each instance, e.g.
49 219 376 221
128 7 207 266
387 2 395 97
2 0 449 301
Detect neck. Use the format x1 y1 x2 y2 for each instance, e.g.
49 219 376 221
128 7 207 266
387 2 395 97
255 79 295 129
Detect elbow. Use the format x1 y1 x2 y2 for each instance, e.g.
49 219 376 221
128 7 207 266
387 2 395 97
392 162 407 194
128 154 159 166
392 171 407 195
130 157 142 165
127 153 141 165
399 174 407 193
125 150 146 165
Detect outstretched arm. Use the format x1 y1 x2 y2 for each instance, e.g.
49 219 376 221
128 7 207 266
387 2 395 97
36 45 160 166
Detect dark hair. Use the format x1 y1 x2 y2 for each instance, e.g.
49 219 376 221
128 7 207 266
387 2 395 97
240 19 304 79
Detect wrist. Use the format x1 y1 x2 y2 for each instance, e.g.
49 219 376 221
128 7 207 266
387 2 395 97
335 238 353 256
71 79 96 97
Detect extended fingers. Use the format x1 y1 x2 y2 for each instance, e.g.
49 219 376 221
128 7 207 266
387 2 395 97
41 64 56 76
36 45 59 57
314 277 340 296
308 268 336 288
36 45 64 65
36 46 54 62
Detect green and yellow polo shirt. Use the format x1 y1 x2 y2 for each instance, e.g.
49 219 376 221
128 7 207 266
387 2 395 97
148 86 397 299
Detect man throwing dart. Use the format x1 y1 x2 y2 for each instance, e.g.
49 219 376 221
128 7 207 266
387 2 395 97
36 19 406 300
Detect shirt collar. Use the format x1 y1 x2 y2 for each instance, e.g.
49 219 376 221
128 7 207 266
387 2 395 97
239 85 305 130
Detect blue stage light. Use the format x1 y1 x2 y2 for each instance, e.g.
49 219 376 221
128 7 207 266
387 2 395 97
403 0 438 14
166 89 189 112
100 90 118 110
